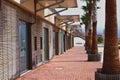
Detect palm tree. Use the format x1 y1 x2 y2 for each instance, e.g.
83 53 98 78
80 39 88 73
91 0 98 54
81 0 92 52
102 0 120 74
87 0 92 53
81 13 89 50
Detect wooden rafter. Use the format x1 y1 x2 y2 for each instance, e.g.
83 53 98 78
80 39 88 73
45 8 68 17
36 0 64 12
34 0 37 23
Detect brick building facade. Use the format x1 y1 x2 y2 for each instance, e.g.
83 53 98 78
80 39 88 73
0 0 74 80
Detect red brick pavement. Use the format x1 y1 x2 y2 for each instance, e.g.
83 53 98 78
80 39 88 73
16 46 102 80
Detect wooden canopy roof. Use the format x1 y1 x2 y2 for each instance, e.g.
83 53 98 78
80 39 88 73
55 15 80 25
14 0 77 12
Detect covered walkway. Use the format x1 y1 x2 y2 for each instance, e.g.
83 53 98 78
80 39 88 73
16 46 102 80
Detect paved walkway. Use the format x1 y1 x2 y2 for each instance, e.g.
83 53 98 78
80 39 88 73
16 46 102 80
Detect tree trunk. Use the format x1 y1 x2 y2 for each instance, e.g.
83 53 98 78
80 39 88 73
92 22 98 54
102 0 120 74
87 0 92 53
88 29 92 52
85 22 89 49
89 29 92 49
91 0 98 54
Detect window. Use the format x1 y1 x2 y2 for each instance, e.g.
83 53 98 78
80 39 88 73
40 37 42 49
0 0 1 11
34 37 37 50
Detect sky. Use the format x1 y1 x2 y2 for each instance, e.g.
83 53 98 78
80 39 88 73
117 0 120 38
97 0 120 38
59 0 120 38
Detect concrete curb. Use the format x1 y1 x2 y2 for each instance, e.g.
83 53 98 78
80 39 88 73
95 68 120 80
88 54 101 61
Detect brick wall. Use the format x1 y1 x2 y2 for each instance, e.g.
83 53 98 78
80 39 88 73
0 1 19 79
0 0 61 79
0 1 42 79
31 19 43 67
42 22 54 60
58 30 62 54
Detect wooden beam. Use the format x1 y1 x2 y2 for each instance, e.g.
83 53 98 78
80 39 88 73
36 0 64 12
34 0 37 23
59 19 74 25
37 1 67 17
45 8 68 17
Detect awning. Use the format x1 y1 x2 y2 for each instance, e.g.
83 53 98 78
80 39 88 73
69 25 81 28
12 0 78 22
15 0 77 12
55 15 80 25
37 0 77 10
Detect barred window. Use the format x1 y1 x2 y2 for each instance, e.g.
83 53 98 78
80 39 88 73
34 37 37 50
0 0 1 11
40 37 42 49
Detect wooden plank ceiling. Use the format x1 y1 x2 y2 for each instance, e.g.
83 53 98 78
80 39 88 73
56 15 80 24
16 0 77 12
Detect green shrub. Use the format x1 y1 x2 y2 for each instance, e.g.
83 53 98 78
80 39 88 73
98 36 103 44
119 39 120 44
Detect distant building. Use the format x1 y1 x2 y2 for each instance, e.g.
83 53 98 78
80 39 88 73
74 37 85 46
